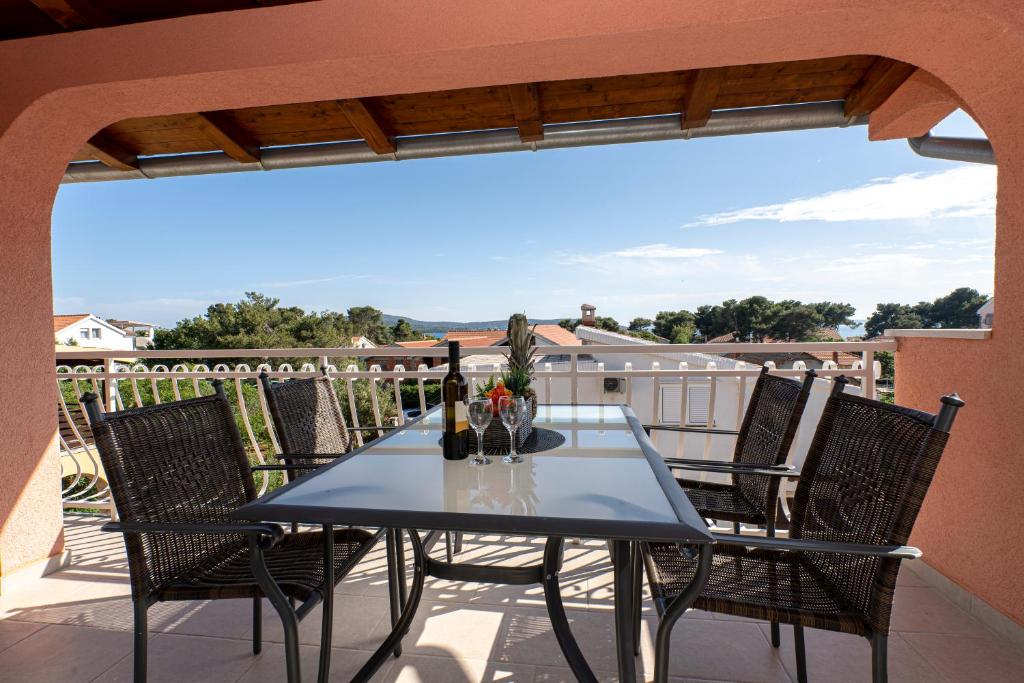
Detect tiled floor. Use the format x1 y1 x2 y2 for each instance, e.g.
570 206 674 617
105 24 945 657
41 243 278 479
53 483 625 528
0 515 1020 682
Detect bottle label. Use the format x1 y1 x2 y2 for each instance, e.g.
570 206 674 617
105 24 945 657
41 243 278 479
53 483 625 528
454 401 469 433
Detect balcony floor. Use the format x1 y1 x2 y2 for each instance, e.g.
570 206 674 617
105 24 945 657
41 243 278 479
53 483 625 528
0 515 1020 682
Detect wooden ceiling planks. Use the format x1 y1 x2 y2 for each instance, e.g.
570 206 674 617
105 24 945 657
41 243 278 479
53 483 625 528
69 55 917 168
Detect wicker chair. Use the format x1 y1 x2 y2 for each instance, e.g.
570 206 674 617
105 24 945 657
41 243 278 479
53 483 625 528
260 369 462 562
641 377 964 683
81 383 384 683
647 366 816 535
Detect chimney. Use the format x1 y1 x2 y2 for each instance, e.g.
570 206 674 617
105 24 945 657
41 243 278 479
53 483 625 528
580 303 596 327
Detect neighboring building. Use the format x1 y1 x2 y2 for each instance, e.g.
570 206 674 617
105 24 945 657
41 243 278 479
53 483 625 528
54 314 139 352
710 327 861 369
349 336 377 349
978 298 994 327
106 319 158 349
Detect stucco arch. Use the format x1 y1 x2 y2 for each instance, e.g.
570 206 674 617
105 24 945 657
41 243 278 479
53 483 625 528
1 0 1021 623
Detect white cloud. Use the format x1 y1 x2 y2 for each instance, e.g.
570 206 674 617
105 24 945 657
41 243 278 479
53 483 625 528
686 166 996 227
259 274 369 288
609 244 723 259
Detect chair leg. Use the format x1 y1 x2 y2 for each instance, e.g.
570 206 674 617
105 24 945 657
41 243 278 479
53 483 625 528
445 531 454 563
252 597 262 655
733 522 741 534
871 633 888 683
770 621 780 647
454 531 463 554
794 625 807 683
632 544 642 656
132 599 148 683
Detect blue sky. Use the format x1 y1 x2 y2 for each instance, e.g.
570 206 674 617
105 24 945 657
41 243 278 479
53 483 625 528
52 111 993 328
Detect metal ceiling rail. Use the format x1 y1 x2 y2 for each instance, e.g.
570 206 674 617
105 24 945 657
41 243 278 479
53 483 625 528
61 101 865 184
907 133 995 165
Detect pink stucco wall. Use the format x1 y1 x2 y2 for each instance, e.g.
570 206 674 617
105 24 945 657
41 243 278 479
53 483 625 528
0 0 1021 619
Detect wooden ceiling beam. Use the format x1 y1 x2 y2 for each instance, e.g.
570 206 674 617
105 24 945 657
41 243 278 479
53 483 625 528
507 83 543 141
28 0 111 30
84 133 138 172
682 67 726 129
195 112 261 164
844 58 918 117
336 99 396 154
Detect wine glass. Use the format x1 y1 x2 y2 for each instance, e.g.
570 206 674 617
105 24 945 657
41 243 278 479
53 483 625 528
498 395 526 464
467 397 493 466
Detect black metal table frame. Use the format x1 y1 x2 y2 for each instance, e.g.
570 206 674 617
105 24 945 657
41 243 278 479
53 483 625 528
235 405 713 683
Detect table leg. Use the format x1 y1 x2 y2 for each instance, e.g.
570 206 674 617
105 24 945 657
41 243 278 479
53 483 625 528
318 524 334 683
353 529 426 682
541 537 598 683
612 540 637 683
386 529 403 657
653 544 713 683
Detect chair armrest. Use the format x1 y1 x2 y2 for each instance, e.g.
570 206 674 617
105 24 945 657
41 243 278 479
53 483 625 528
664 458 796 471
669 462 801 477
345 426 395 432
644 425 740 436
251 464 320 472
274 453 345 460
103 521 285 549
711 532 922 559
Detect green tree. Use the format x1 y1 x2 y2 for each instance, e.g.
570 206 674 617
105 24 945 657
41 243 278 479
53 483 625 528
918 287 988 328
766 300 824 341
864 303 924 339
347 305 393 344
558 318 580 332
391 318 426 341
595 316 621 332
652 310 695 340
812 301 858 330
628 317 653 332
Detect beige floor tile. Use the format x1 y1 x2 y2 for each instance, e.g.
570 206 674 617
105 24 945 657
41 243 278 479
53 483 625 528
890 586 993 637
759 625 945 683
149 598 257 640
0 624 131 683
376 600 511 662
0 619 44 653
93 632 257 683
637 617 791 683
900 632 1024 682
383 654 534 682
237 643 391 682
261 594 391 651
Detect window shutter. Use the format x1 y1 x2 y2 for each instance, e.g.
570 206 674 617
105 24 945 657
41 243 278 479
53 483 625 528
659 383 711 426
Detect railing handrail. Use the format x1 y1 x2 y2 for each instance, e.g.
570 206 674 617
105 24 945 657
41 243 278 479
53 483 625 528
54 339 897 361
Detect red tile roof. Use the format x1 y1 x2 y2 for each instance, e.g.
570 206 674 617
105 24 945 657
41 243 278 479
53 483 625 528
53 314 90 333
444 330 506 346
395 340 439 348
532 324 579 346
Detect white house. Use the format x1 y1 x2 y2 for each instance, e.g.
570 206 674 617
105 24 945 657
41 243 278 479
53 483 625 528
977 298 994 327
54 314 138 351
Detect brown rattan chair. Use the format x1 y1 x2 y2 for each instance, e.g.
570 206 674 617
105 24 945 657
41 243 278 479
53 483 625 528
260 369 462 563
647 366 816 536
643 367 815 647
641 377 964 683
81 383 384 683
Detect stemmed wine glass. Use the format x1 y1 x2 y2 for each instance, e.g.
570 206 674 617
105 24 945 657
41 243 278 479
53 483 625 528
498 395 526 464
467 397 493 466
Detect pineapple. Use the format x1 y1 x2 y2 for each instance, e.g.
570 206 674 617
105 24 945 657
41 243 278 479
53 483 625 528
503 313 538 415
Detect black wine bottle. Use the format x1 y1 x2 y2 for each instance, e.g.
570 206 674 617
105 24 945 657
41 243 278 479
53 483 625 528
442 340 469 459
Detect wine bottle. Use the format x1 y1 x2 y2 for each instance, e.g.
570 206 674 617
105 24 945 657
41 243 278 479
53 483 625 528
442 340 469 459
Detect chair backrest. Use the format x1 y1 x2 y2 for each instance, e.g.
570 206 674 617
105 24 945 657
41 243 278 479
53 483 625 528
732 367 816 513
791 378 963 634
260 370 350 466
81 383 256 600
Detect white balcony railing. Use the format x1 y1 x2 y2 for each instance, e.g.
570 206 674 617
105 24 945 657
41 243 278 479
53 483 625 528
55 340 895 514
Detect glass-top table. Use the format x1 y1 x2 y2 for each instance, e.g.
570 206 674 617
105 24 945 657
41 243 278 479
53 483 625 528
234 404 713 683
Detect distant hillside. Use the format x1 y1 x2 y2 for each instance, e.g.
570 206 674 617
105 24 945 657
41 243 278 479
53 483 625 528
382 314 562 335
